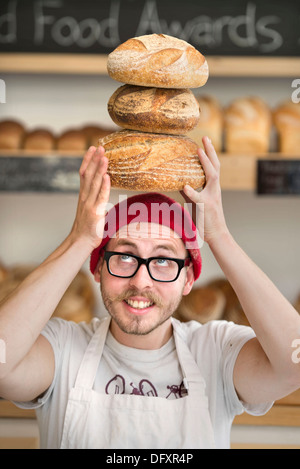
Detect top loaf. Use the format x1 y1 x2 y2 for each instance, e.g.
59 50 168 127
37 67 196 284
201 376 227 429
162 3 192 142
107 34 209 89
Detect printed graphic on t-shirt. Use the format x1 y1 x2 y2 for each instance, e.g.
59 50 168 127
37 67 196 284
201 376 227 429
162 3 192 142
105 374 186 399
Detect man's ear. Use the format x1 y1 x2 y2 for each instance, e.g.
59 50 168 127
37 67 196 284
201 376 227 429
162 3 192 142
182 264 195 296
93 255 104 283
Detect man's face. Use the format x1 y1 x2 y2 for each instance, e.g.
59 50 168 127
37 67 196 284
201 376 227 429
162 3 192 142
96 222 194 344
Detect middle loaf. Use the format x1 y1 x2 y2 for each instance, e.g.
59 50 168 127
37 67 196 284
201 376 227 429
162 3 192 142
108 85 200 135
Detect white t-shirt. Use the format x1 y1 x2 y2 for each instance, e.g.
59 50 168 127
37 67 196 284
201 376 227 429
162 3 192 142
15 317 273 449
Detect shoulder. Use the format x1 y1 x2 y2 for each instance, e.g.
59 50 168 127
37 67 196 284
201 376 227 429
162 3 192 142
173 317 255 357
40 315 106 351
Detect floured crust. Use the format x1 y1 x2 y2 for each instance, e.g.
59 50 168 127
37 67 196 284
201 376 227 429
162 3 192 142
108 85 200 134
99 130 206 191
107 34 209 89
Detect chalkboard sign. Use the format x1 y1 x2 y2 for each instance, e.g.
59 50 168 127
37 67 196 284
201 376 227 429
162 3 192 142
0 156 81 193
0 0 299 56
257 159 300 195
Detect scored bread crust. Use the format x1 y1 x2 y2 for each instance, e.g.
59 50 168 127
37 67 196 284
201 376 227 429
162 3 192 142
108 85 200 135
99 130 205 191
107 34 209 89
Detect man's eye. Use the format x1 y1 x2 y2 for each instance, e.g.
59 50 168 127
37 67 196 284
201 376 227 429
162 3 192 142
155 258 169 266
120 255 134 263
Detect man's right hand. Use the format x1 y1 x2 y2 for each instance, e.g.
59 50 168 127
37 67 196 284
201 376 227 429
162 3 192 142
70 146 111 252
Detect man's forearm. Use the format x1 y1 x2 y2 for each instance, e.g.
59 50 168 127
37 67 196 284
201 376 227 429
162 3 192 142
209 231 300 382
0 234 91 377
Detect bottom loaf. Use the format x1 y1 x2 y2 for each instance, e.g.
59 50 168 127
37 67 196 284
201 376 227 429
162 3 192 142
99 130 206 191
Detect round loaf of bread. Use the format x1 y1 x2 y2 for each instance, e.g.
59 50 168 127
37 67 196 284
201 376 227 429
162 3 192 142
108 85 200 135
99 130 205 191
23 129 56 151
107 34 209 89
0 120 25 150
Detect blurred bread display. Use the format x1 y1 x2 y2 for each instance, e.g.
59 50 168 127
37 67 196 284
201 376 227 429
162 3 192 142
175 278 249 326
0 96 299 156
224 96 271 154
0 120 25 150
174 286 226 323
187 95 223 152
273 101 300 155
23 129 56 152
0 262 95 323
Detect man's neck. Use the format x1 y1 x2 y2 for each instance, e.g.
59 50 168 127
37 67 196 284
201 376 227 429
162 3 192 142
109 319 173 350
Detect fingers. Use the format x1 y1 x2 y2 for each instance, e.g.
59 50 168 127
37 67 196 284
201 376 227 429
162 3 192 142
79 146 97 177
80 146 107 201
202 136 220 172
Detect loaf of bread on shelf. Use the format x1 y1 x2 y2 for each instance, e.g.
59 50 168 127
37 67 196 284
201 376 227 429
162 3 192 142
0 120 25 150
81 125 116 148
107 34 209 89
57 129 87 152
224 96 271 154
174 286 226 324
99 130 206 191
108 85 200 135
23 129 56 152
273 101 300 155
206 278 249 326
187 95 223 152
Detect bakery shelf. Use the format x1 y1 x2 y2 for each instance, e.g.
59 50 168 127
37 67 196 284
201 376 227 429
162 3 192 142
0 54 299 77
0 152 299 193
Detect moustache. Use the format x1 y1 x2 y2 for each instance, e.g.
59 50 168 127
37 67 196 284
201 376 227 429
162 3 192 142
112 288 164 308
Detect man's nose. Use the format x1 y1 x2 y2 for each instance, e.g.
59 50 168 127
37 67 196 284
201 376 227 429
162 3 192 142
129 264 154 289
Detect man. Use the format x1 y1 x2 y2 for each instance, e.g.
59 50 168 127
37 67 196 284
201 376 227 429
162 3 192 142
0 137 299 449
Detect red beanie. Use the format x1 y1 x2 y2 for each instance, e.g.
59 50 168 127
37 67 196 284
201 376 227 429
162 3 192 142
90 192 202 280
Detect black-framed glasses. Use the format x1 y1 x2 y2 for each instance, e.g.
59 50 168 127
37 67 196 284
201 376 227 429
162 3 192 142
104 251 191 283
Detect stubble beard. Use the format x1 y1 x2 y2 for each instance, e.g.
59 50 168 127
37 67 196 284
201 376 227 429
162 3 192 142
100 278 184 336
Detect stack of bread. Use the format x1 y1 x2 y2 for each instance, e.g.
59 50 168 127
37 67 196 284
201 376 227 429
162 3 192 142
101 34 209 192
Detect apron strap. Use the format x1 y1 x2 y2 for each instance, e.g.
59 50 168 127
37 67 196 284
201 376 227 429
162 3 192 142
74 317 111 389
172 319 208 396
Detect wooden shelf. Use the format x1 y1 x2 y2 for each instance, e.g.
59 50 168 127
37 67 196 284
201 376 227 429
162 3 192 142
0 54 299 77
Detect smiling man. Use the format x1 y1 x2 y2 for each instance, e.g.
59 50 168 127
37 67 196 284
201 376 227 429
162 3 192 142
0 138 299 449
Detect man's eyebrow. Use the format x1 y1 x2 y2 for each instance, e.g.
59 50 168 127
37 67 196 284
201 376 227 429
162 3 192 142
113 239 138 249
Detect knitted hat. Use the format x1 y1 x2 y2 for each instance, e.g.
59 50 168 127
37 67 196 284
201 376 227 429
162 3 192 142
90 192 202 280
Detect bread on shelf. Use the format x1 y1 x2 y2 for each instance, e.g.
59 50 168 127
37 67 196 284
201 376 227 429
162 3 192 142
224 96 271 154
174 286 226 324
0 120 25 150
57 129 87 152
273 100 300 155
187 95 223 152
23 129 56 151
108 85 200 135
81 125 116 148
107 33 209 89
206 278 249 326
0 264 95 324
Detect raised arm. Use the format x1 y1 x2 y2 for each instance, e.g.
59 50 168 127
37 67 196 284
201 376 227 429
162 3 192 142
182 137 300 405
0 146 110 402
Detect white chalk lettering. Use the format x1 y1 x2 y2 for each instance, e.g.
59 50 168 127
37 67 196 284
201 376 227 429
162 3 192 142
0 0 17 44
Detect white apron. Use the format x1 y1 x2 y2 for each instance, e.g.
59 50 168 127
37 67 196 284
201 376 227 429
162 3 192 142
60 317 215 449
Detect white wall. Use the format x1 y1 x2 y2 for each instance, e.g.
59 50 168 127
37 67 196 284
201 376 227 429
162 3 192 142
0 72 299 316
